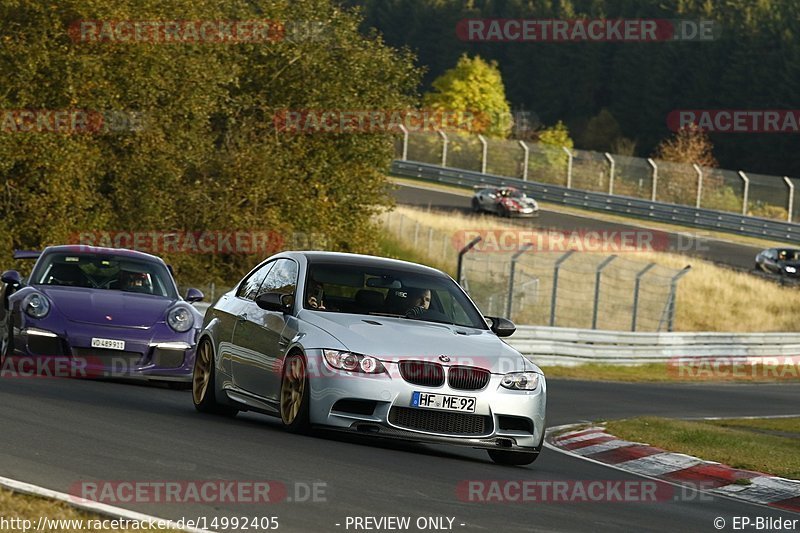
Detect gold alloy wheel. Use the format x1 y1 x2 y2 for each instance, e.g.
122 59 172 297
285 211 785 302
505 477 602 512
280 355 306 425
193 341 212 405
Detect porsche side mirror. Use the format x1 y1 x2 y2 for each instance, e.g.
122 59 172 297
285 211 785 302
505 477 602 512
255 292 293 312
1 270 22 287
485 316 516 337
185 288 204 303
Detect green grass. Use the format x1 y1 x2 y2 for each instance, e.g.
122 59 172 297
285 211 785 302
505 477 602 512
704 417 800 435
540 362 800 383
604 417 800 479
0 489 170 532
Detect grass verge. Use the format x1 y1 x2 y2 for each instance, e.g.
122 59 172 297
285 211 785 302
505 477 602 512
0 488 169 532
375 233 454 277
385 204 800 332
603 417 800 479
541 362 800 383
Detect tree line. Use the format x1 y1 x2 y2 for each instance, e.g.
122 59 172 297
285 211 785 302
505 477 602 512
0 0 419 286
348 0 800 176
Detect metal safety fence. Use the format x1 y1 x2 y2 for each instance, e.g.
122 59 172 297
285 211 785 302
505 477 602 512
380 209 690 332
397 130 800 222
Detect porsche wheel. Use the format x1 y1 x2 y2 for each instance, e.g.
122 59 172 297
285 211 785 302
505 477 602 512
488 449 539 466
280 353 311 433
193 339 238 417
471 198 481 213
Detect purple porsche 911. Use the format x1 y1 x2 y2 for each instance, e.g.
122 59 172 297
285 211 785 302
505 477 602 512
0 245 204 385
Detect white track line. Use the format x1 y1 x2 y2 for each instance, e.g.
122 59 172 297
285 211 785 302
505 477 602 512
0 475 213 533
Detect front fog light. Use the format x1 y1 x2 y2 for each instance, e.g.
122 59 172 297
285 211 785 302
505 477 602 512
501 372 540 390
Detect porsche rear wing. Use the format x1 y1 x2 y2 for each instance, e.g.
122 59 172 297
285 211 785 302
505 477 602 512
12 250 41 260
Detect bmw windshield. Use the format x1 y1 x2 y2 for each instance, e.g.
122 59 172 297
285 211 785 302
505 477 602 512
304 262 488 330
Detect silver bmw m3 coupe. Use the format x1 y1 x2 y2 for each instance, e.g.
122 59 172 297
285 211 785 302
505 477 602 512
192 251 546 465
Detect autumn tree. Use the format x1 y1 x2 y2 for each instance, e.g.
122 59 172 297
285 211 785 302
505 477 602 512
423 54 512 138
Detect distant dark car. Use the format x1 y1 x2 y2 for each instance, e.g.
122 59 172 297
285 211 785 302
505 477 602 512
472 186 539 217
754 248 800 278
0 245 204 384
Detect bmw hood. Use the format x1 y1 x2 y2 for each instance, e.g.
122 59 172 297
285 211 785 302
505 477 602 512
299 311 538 374
38 286 173 328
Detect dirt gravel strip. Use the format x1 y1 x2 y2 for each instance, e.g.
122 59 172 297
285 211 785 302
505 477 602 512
545 423 800 513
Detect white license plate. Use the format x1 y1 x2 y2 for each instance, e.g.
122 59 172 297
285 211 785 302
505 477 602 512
411 391 476 413
91 338 126 351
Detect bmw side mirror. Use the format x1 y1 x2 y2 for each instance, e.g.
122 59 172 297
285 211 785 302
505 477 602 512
185 288 204 303
1 270 22 287
255 292 293 312
485 316 516 337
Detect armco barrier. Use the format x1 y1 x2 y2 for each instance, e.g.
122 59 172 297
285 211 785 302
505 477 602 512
391 160 800 244
508 325 800 366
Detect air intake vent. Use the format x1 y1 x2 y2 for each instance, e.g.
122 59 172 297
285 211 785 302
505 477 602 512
399 361 445 387
389 407 492 436
448 366 491 391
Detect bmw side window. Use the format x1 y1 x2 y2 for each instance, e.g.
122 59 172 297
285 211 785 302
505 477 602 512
236 262 274 301
257 259 298 298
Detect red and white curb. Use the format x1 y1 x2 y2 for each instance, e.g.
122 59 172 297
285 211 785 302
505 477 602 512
545 424 800 514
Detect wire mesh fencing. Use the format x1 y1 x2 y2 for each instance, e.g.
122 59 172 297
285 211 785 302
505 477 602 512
395 130 799 222
460 250 688 332
379 209 690 331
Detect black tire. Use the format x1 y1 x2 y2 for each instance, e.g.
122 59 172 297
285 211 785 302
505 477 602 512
0 318 12 368
192 339 238 417
499 205 511 218
487 449 539 466
279 353 311 433
471 198 481 213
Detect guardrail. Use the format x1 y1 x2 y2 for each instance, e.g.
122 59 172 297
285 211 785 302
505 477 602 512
508 325 800 366
391 160 800 244
192 298 798 366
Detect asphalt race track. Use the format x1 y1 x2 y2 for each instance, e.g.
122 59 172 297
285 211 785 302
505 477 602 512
0 377 797 532
392 182 765 271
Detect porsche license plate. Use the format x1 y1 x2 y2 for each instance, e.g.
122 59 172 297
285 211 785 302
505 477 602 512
411 392 476 413
91 338 126 351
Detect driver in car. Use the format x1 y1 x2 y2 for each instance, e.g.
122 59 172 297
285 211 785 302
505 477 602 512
120 271 153 294
307 280 326 310
405 288 431 317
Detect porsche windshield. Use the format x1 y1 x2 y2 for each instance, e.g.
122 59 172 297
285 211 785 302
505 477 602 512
304 262 488 330
31 252 177 298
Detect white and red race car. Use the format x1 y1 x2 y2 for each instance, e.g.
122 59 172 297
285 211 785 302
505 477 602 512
471 186 539 217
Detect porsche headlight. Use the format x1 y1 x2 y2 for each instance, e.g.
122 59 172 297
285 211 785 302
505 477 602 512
501 372 540 391
167 305 194 333
785 266 797 273
323 350 385 374
23 293 50 319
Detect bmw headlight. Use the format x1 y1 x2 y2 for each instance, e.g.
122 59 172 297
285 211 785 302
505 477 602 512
501 372 540 391
23 293 50 319
323 350 385 374
167 305 194 333
785 266 797 273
